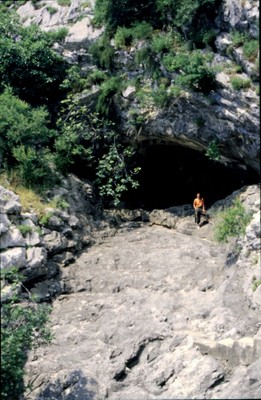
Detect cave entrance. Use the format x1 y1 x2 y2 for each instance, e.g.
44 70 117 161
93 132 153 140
122 143 259 210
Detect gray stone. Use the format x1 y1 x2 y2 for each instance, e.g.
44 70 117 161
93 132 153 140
0 186 21 214
1 282 22 303
26 247 47 269
24 231 42 247
23 197 261 399
43 231 68 254
21 212 38 224
0 213 11 234
0 228 25 249
0 247 26 270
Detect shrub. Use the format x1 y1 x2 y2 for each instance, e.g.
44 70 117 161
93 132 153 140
60 65 86 93
95 144 140 206
114 22 153 49
132 21 153 40
39 211 53 226
214 198 252 243
129 109 146 127
12 146 56 188
89 35 115 70
96 76 122 117
47 6 58 15
94 0 156 30
166 50 215 93
195 116 205 127
58 0 71 6
230 76 251 90
168 84 182 98
134 47 156 72
252 279 261 292
152 84 170 107
231 30 246 47
114 26 133 49
151 31 174 54
0 1 27 12
85 69 108 87
0 13 67 106
47 27 69 42
56 98 140 207
0 88 58 188
1 268 52 400
202 28 217 46
50 196 69 210
243 39 259 62
206 139 220 161
17 224 33 236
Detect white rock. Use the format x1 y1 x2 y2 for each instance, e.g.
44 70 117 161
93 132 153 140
26 247 47 269
0 186 21 214
0 247 26 270
0 214 11 234
0 228 26 249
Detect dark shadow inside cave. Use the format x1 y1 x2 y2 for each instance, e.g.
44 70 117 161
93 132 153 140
121 143 260 210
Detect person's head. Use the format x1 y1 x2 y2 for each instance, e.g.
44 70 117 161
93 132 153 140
197 193 201 198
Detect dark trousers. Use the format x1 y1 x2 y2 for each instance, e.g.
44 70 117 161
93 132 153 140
195 207 203 224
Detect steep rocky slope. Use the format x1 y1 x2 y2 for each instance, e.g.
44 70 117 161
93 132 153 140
1 179 260 399
23 185 260 399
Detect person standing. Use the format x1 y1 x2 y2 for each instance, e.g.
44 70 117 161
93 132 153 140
193 193 205 227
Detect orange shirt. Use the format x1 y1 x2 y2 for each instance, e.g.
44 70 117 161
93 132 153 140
193 198 205 209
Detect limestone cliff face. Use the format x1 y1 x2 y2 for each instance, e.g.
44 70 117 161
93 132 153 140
17 0 260 173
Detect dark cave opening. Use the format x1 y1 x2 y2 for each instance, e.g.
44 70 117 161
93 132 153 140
121 143 260 210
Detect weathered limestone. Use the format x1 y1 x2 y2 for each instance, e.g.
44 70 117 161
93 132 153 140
0 174 102 301
23 195 261 399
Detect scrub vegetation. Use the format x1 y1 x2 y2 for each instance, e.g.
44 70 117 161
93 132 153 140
0 0 257 208
214 198 252 243
1 268 52 400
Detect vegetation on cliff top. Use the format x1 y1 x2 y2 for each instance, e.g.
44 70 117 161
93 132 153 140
0 0 258 207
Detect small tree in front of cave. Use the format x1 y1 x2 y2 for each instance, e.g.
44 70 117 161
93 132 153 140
55 95 141 207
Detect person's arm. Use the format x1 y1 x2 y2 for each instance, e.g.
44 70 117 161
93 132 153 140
202 198 206 212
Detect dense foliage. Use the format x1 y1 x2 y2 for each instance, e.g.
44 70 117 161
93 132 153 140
0 88 57 187
0 0 257 206
0 13 67 106
94 0 221 42
56 96 140 206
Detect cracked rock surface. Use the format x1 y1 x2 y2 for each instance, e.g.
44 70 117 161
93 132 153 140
24 218 261 399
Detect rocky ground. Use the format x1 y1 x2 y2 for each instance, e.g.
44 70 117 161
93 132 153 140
24 208 261 400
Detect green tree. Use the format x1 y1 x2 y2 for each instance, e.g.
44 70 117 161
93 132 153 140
0 12 67 106
94 0 156 30
94 0 219 36
0 88 57 186
56 96 140 206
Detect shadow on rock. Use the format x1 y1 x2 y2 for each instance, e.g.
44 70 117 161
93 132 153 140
35 370 97 400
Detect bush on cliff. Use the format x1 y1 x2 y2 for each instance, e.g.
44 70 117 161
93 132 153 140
0 88 57 188
1 268 52 400
214 198 252 243
0 12 67 107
